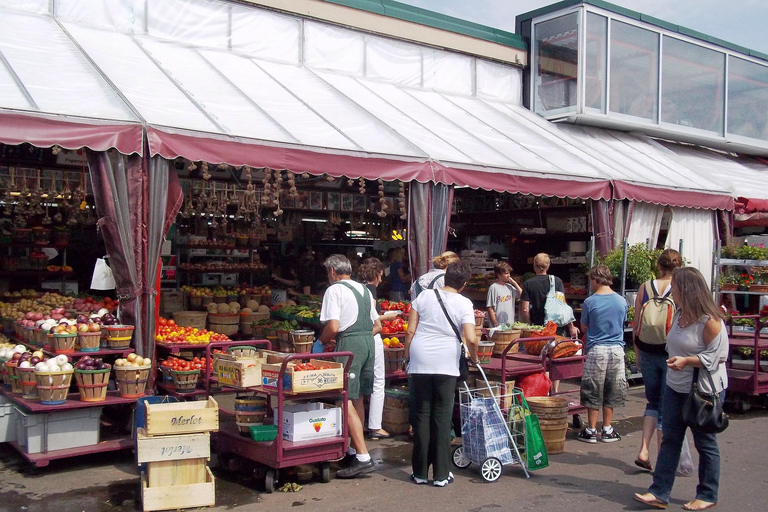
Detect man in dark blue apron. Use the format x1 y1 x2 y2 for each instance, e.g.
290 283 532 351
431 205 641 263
319 254 381 478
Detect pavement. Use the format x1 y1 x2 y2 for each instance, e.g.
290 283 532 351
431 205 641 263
1 381 766 512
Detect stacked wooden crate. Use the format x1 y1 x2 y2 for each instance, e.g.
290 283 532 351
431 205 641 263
137 397 219 512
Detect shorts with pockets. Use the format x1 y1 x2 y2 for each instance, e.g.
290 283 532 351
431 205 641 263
336 335 374 400
580 344 627 409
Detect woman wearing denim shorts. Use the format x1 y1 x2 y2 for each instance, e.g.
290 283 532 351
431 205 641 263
578 265 628 444
632 249 682 472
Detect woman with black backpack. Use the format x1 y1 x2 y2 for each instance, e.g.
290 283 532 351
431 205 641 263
632 249 682 472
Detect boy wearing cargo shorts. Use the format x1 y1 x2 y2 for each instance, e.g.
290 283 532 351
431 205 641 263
578 264 628 443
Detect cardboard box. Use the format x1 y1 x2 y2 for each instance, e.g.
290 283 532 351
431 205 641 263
278 402 342 442
261 359 344 394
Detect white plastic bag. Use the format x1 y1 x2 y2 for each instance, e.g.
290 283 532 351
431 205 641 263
676 435 694 477
90 257 115 290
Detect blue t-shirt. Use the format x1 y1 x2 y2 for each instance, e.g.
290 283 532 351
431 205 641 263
580 292 627 350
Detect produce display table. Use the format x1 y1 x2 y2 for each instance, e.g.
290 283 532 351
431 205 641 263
0 387 136 467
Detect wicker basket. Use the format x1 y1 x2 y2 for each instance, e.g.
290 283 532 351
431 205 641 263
474 314 486 327
226 346 259 359
383 347 405 373
52 333 77 354
234 395 267 433
477 341 495 364
187 294 202 310
105 325 134 349
290 330 314 354
35 370 74 405
32 328 47 348
0 359 9 388
75 368 110 402
77 331 102 352
207 313 239 337
6 361 22 393
277 330 292 353
491 328 522 355
17 366 38 400
173 311 208 329
171 369 200 392
114 365 150 398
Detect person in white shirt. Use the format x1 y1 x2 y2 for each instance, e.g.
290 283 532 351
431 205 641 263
319 254 382 478
404 261 478 487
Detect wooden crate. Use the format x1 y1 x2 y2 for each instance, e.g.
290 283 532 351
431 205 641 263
214 354 265 388
147 458 208 488
261 359 343 393
136 428 210 463
141 466 215 512
144 397 219 436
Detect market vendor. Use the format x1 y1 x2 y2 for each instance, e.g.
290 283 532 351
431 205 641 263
318 254 381 478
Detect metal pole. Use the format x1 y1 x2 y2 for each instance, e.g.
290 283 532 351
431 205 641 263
620 238 628 296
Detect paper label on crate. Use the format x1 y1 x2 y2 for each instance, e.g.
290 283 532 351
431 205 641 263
298 370 340 389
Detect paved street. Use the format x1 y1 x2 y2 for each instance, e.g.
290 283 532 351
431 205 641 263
1 384 766 512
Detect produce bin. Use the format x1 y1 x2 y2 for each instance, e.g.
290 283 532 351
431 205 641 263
15 406 101 454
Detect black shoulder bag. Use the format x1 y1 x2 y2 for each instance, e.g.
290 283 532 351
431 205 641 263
682 367 729 434
434 289 470 382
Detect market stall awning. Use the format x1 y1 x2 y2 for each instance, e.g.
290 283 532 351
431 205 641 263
0 9 143 154
0 5 616 200
556 125 734 210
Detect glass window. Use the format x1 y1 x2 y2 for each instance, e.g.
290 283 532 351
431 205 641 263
609 20 659 122
661 36 725 134
533 13 579 115
585 12 607 112
727 56 768 141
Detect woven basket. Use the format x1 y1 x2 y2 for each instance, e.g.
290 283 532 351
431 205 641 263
208 313 239 337
75 368 110 402
171 369 200 391
477 341 495 364
52 333 77 354
491 328 522 355
35 370 74 405
6 361 22 393
383 347 405 373
114 365 150 398
17 366 38 399
0 359 9 388
105 325 134 349
77 331 102 352
227 346 259 359
234 395 267 433
173 311 208 329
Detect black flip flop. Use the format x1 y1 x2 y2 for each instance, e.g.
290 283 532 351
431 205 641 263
635 458 653 472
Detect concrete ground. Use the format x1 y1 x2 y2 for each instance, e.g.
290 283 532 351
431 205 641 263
1 381 766 512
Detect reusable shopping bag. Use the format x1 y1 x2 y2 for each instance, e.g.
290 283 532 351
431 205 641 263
544 275 575 327
518 395 549 471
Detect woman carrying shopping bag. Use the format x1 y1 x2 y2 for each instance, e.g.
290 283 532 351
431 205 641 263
634 267 729 511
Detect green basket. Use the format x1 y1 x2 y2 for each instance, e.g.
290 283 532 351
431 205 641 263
249 424 278 442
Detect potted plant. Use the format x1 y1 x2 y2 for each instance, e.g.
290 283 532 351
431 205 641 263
599 243 661 290
738 273 754 290
720 244 738 259
750 268 768 293
735 243 768 261
719 269 740 291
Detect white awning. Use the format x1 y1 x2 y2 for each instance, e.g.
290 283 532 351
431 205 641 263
0 0 747 209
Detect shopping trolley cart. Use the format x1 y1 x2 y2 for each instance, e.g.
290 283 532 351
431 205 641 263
452 365 529 481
